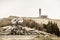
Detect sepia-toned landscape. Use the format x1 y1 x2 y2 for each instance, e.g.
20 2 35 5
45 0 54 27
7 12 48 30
0 16 60 40
0 0 60 40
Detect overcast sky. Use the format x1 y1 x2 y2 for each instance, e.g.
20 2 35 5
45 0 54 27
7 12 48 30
0 0 60 19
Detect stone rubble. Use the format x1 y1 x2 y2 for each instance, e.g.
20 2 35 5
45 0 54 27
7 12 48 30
0 18 49 35
0 18 40 35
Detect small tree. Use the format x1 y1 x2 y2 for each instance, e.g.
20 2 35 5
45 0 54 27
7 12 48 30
52 22 59 36
43 21 60 36
46 21 53 34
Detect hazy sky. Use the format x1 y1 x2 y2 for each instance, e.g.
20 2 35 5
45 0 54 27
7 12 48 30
0 0 60 19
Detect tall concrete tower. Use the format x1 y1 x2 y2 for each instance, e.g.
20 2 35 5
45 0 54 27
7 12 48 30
39 8 41 17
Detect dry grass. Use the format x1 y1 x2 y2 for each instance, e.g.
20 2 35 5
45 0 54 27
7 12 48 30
0 18 12 27
32 18 60 30
0 16 60 40
0 16 19 27
33 34 60 40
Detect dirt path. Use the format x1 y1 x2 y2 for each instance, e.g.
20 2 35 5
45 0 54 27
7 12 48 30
0 35 37 40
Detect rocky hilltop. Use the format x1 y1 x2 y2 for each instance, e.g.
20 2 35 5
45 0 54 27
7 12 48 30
0 16 44 35
0 16 60 40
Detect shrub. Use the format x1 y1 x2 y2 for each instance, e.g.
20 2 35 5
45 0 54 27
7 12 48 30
43 21 60 36
22 19 43 30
